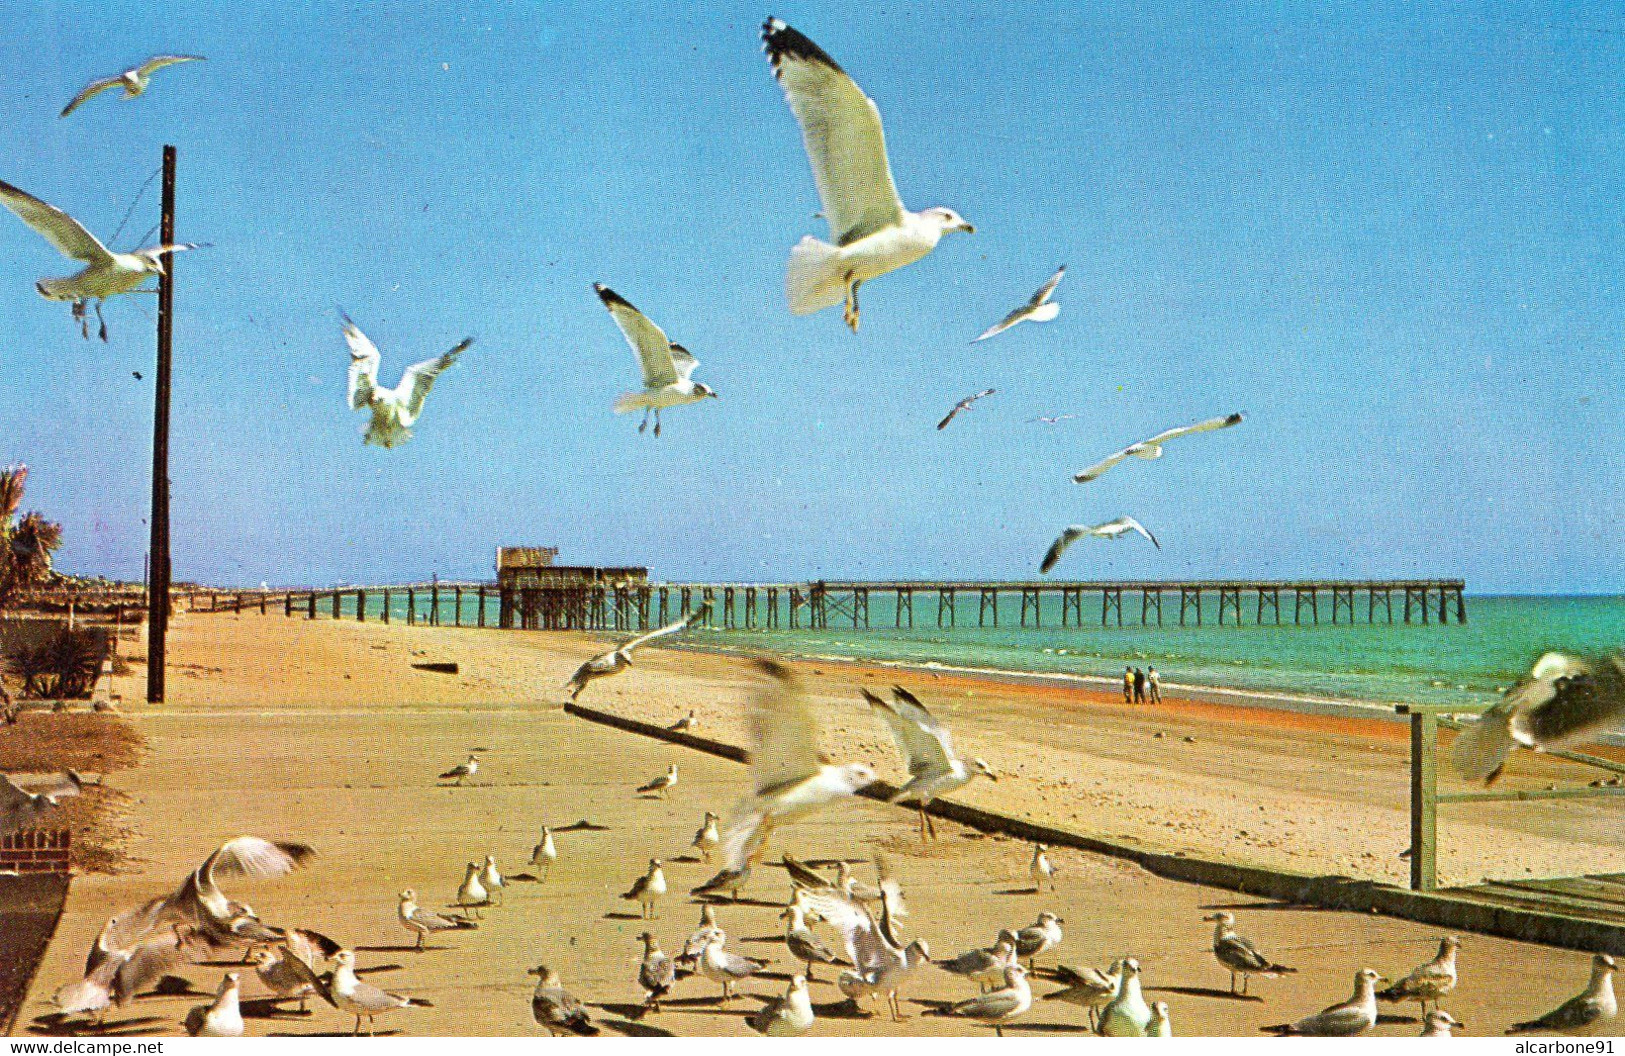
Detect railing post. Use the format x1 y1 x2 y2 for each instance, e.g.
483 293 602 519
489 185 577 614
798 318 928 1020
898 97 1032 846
1409 709 1439 892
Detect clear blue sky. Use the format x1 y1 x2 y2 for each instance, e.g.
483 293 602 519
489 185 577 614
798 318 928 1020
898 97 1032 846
0 1 1620 592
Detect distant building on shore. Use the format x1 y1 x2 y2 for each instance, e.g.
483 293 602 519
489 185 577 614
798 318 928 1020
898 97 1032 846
495 546 649 590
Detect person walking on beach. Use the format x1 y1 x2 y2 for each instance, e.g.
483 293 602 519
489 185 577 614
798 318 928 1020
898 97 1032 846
1133 667 1147 704
1123 666 1135 704
1147 667 1162 705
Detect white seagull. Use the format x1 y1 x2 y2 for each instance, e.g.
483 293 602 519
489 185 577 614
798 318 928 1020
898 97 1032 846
762 17 974 332
1041 517 1160 573
1451 652 1625 784
1 770 82 835
595 283 717 436
183 972 243 1037
1508 954 1617 1037
693 659 878 897
862 685 996 839
1264 968 1386 1037
801 885 929 1022
974 266 1065 343
565 604 710 700
343 314 470 449
949 963 1032 1037
60 56 205 118
1073 412 1246 484
937 389 996 431
0 179 200 341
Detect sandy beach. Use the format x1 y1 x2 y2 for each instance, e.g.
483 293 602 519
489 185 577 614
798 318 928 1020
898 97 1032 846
7 611 1620 1037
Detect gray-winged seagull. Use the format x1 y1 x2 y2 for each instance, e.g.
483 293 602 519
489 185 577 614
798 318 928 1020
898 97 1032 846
863 685 996 839
343 314 470 449
595 283 718 436
974 266 1064 342
1074 412 1245 484
1041 517 1160 573
60 56 205 118
762 18 974 332
1452 652 1625 784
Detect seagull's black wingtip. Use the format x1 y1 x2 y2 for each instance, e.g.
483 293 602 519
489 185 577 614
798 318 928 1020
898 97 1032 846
594 282 635 312
1225 412 1245 425
761 17 844 73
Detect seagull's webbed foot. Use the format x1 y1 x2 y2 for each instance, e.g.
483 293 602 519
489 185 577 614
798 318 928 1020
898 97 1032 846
94 301 108 342
653 410 662 438
843 278 861 333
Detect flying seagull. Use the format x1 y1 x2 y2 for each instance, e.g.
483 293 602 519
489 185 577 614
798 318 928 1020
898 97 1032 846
1451 652 1625 784
595 283 717 436
973 266 1064 342
1 771 82 835
1030 414 1077 425
0 179 200 341
862 685 996 839
564 604 710 700
937 388 996 431
60 56 205 118
693 659 877 898
1041 516 1160 574
103 836 316 956
1073 413 1245 484
762 17 973 332
343 314 470 449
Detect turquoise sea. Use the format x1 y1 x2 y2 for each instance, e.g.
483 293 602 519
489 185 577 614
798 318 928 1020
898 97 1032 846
680 595 1625 712
327 591 1624 711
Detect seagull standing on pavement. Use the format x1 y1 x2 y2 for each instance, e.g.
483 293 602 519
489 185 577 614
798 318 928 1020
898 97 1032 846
699 934 767 1000
937 389 996 430
691 812 721 863
1451 652 1625 784
479 855 504 906
937 933 1019 994
1030 844 1056 892
397 889 475 950
330 950 432 1035
1263 968 1386 1037
636 932 675 1014
529 965 598 1036
456 862 489 917
973 266 1065 342
622 858 667 919
565 604 710 700
1507 954 1617 1037
1378 936 1459 1015
863 686 996 840
0 179 201 341
950 963 1031 1036
748 974 816 1036
1043 959 1121 1031
693 659 878 899
1040 517 1160 574
1073 413 1245 484
595 283 718 436
761 17 974 332
1147 1001 1174 1037
184 972 244 1037
60 56 205 117
438 754 477 786
781 903 841 981
343 314 470 449
1099 957 1153 1037
530 827 557 881
1012 911 1064 969
1204 911 1296 996
636 765 678 799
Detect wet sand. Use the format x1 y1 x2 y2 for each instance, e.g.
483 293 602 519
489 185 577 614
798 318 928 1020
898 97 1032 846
14 612 1621 1037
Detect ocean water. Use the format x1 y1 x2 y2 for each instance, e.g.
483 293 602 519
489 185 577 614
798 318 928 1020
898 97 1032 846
682 595 1625 711
314 590 1625 710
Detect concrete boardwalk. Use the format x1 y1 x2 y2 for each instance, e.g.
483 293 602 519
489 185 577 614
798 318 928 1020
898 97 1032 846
14 614 1608 1037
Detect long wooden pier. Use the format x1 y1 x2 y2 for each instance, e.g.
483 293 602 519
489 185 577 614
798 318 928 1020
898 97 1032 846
197 578 1467 632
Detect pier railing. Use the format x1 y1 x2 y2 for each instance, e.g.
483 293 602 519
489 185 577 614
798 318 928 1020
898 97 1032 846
193 578 1467 632
1398 702 1625 891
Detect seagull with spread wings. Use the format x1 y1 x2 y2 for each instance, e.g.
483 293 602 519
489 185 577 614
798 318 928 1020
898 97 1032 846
974 266 1064 342
0 179 200 341
595 283 717 436
693 659 877 899
1451 652 1625 784
343 314 470 449
1073 412 1244 483
937 388 996 431
105 836 316 957
60 56 205 118
1 771 81 835
863 686 996 840
1041 517 1160 574
564 604 710 700
762 18 974 332
1031 414 1078 425
800 884 929 1022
